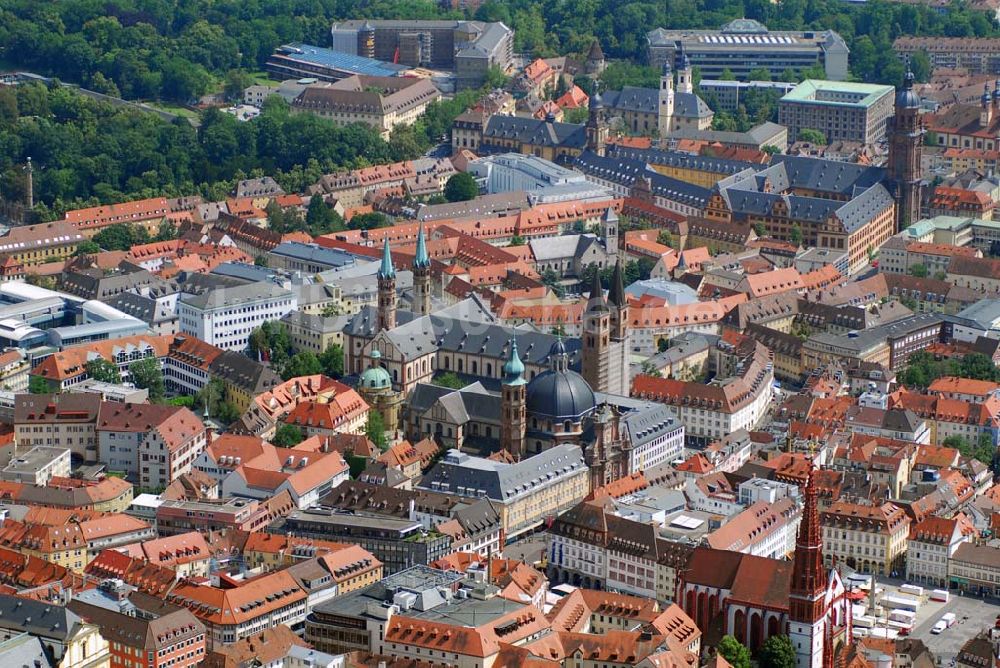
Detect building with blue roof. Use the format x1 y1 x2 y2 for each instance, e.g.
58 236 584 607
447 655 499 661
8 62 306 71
266 43 409 83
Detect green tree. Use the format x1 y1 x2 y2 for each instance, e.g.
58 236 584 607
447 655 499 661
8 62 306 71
366 411 388 451
444 172 479 202
797 128 826 145
485 65 510 89
433 372 467 389
910 51 932 83
657 230 674 248
718 636 752 668
541 267 565 298
128 357 165 401
87 358 121 384
254 256 268 267
29 375 52 394
790 224 802 245
154 220 177 242
168 396 195 408
563 107 589 124
306 196 344 236
319 344 344 379
223 70 255 102
509 234 526 246
758 635 796 668
93 224 150 251
753 222 766 237
909 263 929 278
74 240 101 256
273 423 305 447
748 67 771 82
281 351 322 381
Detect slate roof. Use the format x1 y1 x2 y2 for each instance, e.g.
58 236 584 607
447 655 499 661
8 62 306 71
107 292 176 327
209 351 282 395
483 116 587 149
345 298 583 368
420 444 587 502
179 281 293 311
573 151 711 208
0 595 82 641
607 146 758 175
620 403 682 449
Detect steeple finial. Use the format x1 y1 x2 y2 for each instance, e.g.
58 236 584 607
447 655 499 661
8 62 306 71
502 337 527 386
589 267 608 312
378 237 395 279
413 222 430 269
608 259 626 308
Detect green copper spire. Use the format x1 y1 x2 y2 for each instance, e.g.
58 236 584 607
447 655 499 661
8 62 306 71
413 222 430 269
502 337 527 386
378 237 395 279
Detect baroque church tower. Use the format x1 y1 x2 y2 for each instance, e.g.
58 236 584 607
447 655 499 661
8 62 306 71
376 238 396 332
412 222 431 316
657 60 675 139
586 86 608 156
887 68 924 230
500 337 527 460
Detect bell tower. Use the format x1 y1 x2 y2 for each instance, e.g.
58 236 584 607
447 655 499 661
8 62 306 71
500 337 527 459
887 68 925 230
789 461 831 668
658 61 675 138
582 267 611 393
586 86 608 156
677 50 693 95
412 222 431 316
377 238 397 331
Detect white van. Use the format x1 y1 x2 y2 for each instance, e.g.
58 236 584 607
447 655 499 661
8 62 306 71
930 620 947 635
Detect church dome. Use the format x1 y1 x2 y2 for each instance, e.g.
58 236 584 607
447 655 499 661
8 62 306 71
359 350 392 391
895 70 920 109
525 341 596 420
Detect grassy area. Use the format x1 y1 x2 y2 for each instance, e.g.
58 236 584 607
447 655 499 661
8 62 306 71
144 101 201 119
248 70 274 85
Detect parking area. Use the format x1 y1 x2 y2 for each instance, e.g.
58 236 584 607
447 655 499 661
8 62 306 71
901 592 999 661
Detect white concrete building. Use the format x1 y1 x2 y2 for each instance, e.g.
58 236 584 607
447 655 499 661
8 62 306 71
178 283 297 352
906 516 974 586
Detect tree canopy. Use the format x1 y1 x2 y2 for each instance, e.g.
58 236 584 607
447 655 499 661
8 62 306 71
899 352 1000 389
758 635 796 668
444 172 479 202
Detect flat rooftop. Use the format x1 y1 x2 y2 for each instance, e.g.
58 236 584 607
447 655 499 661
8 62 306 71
782 79 894 108
270 43 409 78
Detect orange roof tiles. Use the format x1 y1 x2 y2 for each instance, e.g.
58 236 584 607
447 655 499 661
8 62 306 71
64 197 170 229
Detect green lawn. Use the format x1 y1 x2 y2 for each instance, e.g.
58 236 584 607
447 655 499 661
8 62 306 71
145 101 200 119
249 70 274 85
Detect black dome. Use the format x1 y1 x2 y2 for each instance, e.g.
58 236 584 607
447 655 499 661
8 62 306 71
526 368 597 420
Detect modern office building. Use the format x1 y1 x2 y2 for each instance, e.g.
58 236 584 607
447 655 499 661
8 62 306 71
329 20 513 89
698 79 797 113
778 80 895 144
177 282 297 352
647 19 849 81
265 43 409 83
